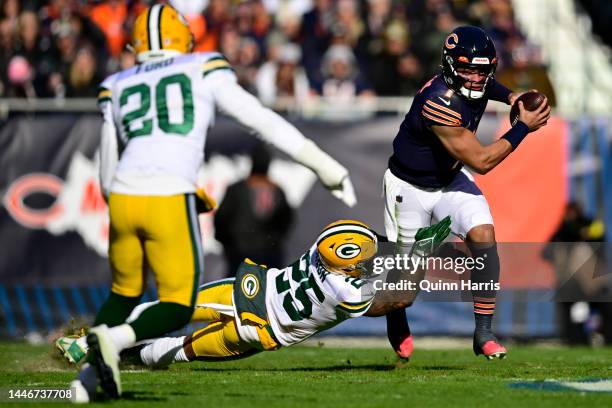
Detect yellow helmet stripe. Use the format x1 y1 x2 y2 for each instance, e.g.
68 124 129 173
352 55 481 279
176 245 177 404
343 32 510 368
317 224 376 246
147 4 164 51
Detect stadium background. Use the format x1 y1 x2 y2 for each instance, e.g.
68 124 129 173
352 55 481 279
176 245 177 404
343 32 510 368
0 0 610 342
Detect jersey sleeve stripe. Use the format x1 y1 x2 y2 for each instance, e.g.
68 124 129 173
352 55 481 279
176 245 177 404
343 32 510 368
425 100 462 120
337 299 373 313
97 88 112 104
202 59 233 77
423 105 461 125
422 111 461 126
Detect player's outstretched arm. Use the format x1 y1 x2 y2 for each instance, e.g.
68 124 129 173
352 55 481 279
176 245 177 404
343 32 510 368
364 217 452 317
213 79 356 207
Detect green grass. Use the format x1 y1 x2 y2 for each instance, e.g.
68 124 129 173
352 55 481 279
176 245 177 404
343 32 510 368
1 341 611 407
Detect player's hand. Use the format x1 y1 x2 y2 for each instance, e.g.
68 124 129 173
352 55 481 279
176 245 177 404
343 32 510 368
517 96 551 132
411 216 452 258
328 176 357 207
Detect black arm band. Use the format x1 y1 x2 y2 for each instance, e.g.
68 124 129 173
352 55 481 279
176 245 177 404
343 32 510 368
488 80 512 104
502 121 529 150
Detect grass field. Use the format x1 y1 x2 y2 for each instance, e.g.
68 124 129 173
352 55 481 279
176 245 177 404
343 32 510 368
1 341 612 407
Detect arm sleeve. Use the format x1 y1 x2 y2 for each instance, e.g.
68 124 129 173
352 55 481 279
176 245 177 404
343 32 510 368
97 80 118 199
487 79 512 104
208 71 349 187
209 71 307 157
335 279 376 318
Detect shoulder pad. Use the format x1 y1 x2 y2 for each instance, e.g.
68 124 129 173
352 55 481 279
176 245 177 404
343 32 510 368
422 88 464 127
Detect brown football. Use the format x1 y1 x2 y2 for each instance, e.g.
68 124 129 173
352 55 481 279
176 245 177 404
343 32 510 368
509 91 547 126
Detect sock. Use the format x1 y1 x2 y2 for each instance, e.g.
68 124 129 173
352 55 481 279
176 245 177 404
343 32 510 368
108 323 137 352
77 363 98 395
139 336 188 367
473 297 495 332
468 243 499 334
94 292 141 327
129 302 193 341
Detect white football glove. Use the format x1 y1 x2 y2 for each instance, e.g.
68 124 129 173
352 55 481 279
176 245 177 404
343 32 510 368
295 140 358 207
329 176 357 207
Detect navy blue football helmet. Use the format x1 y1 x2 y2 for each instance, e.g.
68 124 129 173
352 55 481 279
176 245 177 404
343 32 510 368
441 26 497 100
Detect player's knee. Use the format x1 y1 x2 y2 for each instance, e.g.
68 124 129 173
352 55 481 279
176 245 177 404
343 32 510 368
466 224 496 243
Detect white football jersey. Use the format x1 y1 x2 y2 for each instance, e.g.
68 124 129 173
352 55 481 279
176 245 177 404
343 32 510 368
98 52 236 195
264 244 376 346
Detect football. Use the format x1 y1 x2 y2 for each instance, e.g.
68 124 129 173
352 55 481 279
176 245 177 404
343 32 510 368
509 91 548 126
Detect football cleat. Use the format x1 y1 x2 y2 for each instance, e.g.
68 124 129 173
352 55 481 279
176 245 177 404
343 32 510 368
131 4 193 63
391 334 414 360
87 325 122 398
56 336 87 364
473 334 507 360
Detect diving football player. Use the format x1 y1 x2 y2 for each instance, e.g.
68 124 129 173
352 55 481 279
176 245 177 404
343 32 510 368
59 218 449 384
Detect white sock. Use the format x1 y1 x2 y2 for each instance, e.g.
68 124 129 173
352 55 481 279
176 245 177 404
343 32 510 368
139 336 187 367
108 324 137 352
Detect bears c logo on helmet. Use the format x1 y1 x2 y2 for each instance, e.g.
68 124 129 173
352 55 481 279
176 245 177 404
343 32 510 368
445 33 459 49
335 243 361 259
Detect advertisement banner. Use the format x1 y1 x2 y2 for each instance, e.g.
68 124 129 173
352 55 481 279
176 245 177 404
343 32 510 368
0 112 572 338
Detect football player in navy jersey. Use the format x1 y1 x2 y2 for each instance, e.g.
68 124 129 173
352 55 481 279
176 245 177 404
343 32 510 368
383 26 550 360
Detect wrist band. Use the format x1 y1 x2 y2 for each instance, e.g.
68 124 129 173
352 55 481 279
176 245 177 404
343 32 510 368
502 121 529 150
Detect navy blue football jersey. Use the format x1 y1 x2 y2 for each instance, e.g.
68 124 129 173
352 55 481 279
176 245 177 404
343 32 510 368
388 75 489 188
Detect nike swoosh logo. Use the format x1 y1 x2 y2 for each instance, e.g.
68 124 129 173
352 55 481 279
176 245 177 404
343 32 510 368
437 96 451 106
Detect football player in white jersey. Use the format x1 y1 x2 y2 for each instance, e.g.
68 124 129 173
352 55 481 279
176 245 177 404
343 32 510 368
60 217 450 381
79 4 357 402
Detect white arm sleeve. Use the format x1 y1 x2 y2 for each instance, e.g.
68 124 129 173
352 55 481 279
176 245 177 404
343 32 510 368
212 76 306 157
98 102 118 199
211 74 348 187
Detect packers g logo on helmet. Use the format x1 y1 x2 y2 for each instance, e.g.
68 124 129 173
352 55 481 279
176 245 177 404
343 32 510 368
316 220 378 277
131 4 193 63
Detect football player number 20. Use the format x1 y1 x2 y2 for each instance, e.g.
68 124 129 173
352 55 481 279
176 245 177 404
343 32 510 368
120 73 194 139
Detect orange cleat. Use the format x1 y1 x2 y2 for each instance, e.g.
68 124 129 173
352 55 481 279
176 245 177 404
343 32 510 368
473 338 507 360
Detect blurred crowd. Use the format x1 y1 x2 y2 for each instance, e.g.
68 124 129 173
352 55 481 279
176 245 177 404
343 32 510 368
0 0 555 104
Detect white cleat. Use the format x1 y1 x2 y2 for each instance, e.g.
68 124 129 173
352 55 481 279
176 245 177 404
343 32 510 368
87 325 122 398
56 336 87 364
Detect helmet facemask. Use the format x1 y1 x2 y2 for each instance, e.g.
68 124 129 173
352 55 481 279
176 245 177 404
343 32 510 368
318 248 375 278
442 55 497 100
